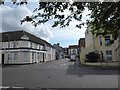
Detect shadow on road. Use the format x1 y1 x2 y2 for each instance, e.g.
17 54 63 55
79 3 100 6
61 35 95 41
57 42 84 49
66 62 119 77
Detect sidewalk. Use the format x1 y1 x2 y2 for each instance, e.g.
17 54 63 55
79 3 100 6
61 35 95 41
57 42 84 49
82 62 120 67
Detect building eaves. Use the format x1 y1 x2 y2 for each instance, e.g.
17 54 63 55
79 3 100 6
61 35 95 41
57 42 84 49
0 30 43 45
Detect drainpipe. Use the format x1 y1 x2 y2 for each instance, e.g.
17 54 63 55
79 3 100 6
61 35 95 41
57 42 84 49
119 29 120 90
118 29 120 62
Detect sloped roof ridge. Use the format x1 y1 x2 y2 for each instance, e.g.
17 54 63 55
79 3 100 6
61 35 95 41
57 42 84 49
0 30 54 48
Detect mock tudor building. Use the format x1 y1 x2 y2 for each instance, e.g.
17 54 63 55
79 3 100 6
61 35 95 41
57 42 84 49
0 30 56 64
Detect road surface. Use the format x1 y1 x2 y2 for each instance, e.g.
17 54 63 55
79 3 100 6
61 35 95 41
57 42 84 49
2 58 119 89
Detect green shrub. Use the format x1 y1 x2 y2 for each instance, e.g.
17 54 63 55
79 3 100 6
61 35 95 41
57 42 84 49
85 52 100 62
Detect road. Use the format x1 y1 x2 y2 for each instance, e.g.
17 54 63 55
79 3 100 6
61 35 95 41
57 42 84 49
2 58 119 89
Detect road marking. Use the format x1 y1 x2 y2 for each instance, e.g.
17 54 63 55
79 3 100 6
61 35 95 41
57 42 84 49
0 86 24 89
82 85 86 88
60 64 67 66
0 86 9 88
12 86 24 88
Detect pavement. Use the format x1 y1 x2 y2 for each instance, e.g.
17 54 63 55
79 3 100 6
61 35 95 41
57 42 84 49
82 62 120 67
1 58 119 89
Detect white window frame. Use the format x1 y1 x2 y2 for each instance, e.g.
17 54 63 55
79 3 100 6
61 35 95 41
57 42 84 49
8 53 12 60
13 41 17 48
30 42 33 48
106 50 112 60
32 52 34 60
14 53 18 60
37 52 39 60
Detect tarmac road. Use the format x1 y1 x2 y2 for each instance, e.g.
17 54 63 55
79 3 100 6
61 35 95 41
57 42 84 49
2 58 119 89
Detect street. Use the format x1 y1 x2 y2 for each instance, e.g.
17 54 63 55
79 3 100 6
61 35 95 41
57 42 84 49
2 58 119 89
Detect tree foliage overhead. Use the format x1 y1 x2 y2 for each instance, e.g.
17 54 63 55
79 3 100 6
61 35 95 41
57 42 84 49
1 0 120 40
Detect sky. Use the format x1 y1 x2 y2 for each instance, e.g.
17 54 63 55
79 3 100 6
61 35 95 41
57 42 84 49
0 1 91 47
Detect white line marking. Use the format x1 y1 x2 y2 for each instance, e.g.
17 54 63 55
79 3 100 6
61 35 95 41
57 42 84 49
0 86 9 88
0 86 24 89
12 86 24 88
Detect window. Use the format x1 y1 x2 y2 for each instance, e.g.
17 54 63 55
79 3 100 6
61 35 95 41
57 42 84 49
39 45 41 50
30 42 32 48
44 53 46 59
24 52 28 61
13 41 17 48
105 36 110 46
100 51 104 59
32 52 34 60
106 50 112 60
43 45 47 51
41 46 43 50
8 53 12 60
72 49 76 54
35 43 37 49
106 50 112 55
37 52 39 60
99 36 102 45
14 53 18 60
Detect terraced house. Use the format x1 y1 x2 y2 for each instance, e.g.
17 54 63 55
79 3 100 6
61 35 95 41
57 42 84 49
0 30 56 64
80 26 120 63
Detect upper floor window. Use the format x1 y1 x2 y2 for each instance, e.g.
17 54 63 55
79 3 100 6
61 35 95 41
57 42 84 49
39 45 41 50
35 43 37 49
30 42 32 48
43 45 47 51
106 50 112 55
13 41 18 48
105 36 111 46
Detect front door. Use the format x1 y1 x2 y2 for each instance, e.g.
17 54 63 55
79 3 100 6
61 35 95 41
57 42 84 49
43 53 44 62
2 54 4 64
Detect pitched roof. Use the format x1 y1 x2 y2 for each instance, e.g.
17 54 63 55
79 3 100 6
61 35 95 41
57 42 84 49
0 30 54 48
69 45 79 49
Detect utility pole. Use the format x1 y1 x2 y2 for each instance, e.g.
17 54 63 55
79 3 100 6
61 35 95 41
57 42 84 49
5 33 10 64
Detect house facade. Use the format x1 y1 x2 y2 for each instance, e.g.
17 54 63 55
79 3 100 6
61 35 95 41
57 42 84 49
78 38 85 60
68 45 79 57
80 26 120 63
63 47 69 58
0 30 56 64
53 43 64 60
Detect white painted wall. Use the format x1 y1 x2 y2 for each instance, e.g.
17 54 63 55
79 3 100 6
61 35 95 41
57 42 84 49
1 40 56 64
0 50 2 64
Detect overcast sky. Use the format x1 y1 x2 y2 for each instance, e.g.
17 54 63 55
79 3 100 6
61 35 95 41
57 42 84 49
0 2 91 47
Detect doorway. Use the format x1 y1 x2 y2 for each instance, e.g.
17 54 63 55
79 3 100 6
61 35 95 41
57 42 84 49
2 54 4 64
43 53 44 62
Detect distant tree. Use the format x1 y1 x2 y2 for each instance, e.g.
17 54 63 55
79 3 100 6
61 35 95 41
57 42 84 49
1 0 120 40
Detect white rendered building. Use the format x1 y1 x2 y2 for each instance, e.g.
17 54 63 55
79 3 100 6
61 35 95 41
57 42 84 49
0 30 56 64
